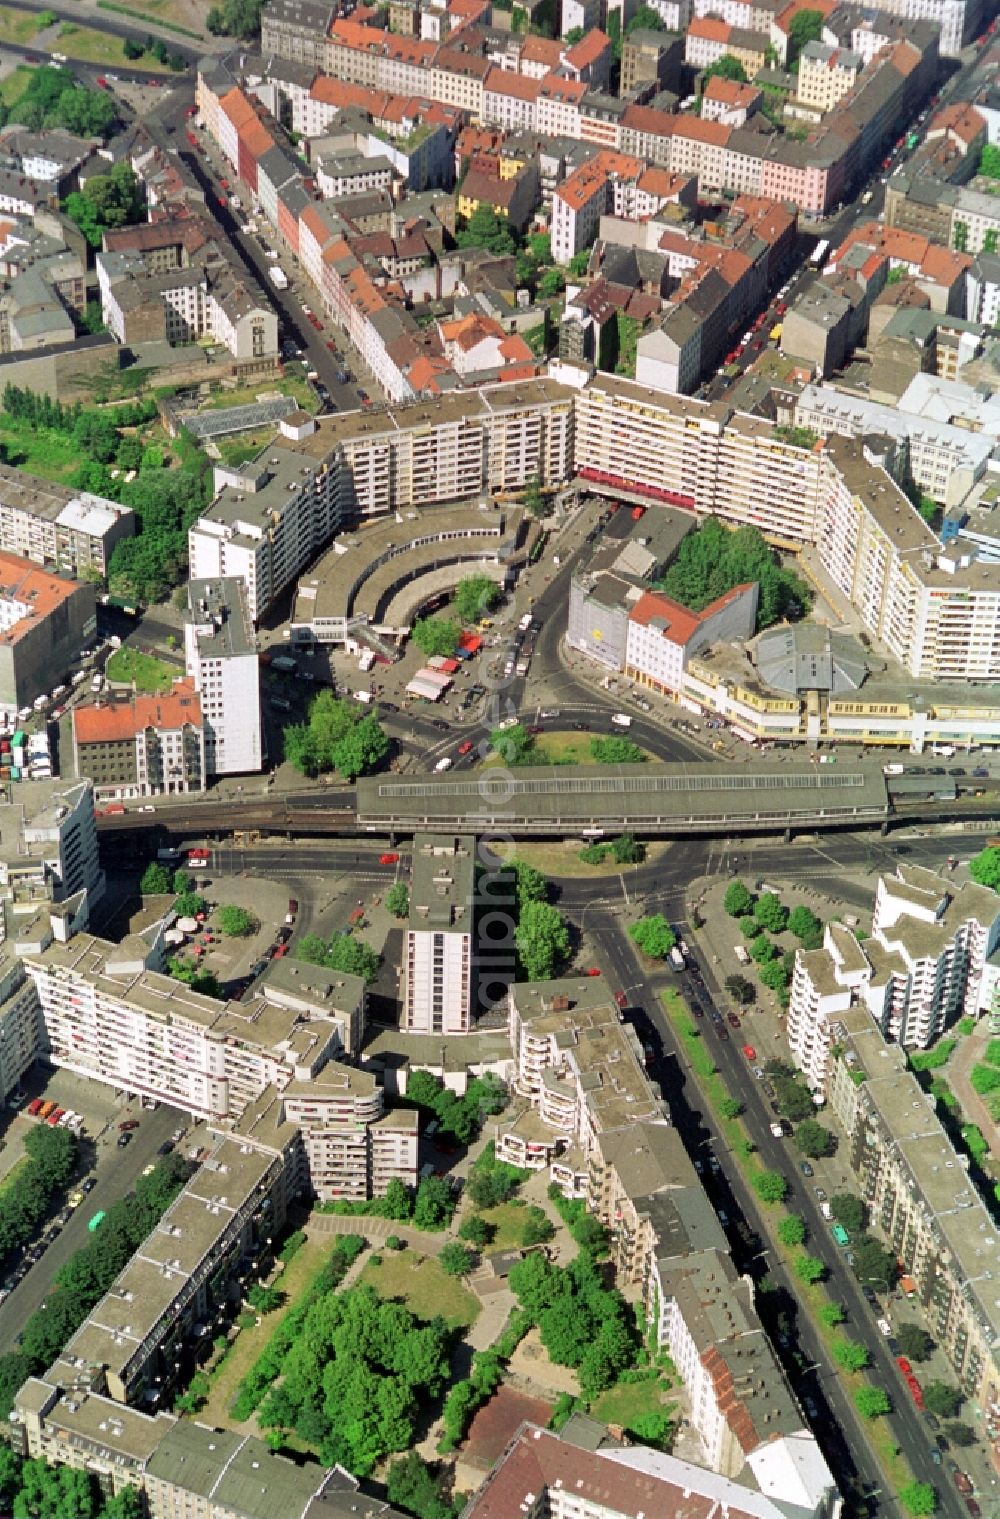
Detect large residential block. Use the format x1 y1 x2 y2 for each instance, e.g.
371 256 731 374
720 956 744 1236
184 578 262 776
71 686 205 802
0 552 96 720
828 1006 1000 1409
788 864 1000 1087
0 464 133 579
402 834 474 1036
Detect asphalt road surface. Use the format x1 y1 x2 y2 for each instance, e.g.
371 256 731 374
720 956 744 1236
593 918 963 1519
0 1101 190 1355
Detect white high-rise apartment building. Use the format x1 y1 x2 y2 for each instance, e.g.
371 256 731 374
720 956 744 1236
184 578 262 776
787 866 1000 1088
402 835 474 1036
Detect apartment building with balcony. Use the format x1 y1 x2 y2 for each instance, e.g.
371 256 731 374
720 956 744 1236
71 685 205 802
865 865 1000 1046
0 463 133 578
828 1006 1000 1408
17 928 352 1121
403 834 474 1036
282 1059 419 1200
184 578 261 776
787 922 866 1093
499 976 670 1193
1 777 105 934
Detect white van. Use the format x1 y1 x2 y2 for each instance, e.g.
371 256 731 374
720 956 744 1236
931 744 955 758
611 713 632 729
434 756 453 772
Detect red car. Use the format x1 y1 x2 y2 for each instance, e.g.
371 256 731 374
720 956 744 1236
776 302 787 316
584 967 601 977
272 944 289 958
457 740 474 756
742 1044 757 1061
219 177 230 190
326 339 337 351
727 1013 741 1029
185 105 197 117
379 852 399 865
119 1119 139 1132
896 1356 912 1375
96 75 108 88
217 195 227 208
614 991 627 1009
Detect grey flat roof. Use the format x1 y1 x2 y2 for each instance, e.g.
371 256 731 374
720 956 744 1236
357 762 889 833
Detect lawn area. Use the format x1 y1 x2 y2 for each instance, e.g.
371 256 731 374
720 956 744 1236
201 377 319 414
477 1200 534 1250
0 64 34 108
0 1155 29 1200
0 422 86 485
359 1250 479 1330
55 21 173 69
482 731 655 769
488 838 672 880
106 647 177 693
198 1231 335 1431
215 427 279 469
590 1376 676 1431
0 6 47 43
97 0 206 38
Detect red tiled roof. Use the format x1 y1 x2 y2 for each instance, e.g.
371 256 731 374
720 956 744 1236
629 584 754 647
483 66 542 101
563 27 611 68
0 552 86 645
74 683 202 744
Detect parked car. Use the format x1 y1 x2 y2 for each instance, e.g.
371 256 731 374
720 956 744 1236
117 1132 132 1148
800 1161 814 1177
742 1044 757 1060
379 852 399 865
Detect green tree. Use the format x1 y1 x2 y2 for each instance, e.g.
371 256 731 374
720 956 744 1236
724 879 754 917
64 162 143 249
724 973 756 1005
720 1096 744 1119
523 473 547 517
456 203 516 255
522 1205 555 1246
626 3 665 28
454 575 502 623
589 737 647 764
794 1254 826 1284
787 7 824 65
326 935 381 984
439 1242 474 1276
628 1408 671 1446
703 53 747 82
969 845 1000 891
459 1214 494 1247
658 518 810 630
173 891 207 918
750 934 775 964
538 267 565 300
899 1481 937 1516
568 249 591 277
753 892 788 933
894 1323 933 1362
922 1381 962 1419
490 722 537 765
411 617 461 657
139 861 171 894
205 0 262 36
512 860 548 906
216 905 257 937
830 1193 866 1234
628 914 676 960
819 1302 845 1327
413 1174 454 1230
284 691 388 780
385 1452 453 1519
943 1421 976 1447
855 1386 892 1418
385 882 409 918
515 899 570 980
794 1119 835 1158
382 1178 413 1221
778 1214 806 1247
172 868 193 894
852 1236 896 1291
788 904 823 942
833 1338 870 1372
753 1170 788 1204
774 1076 815 1122
247 1283 284 1314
